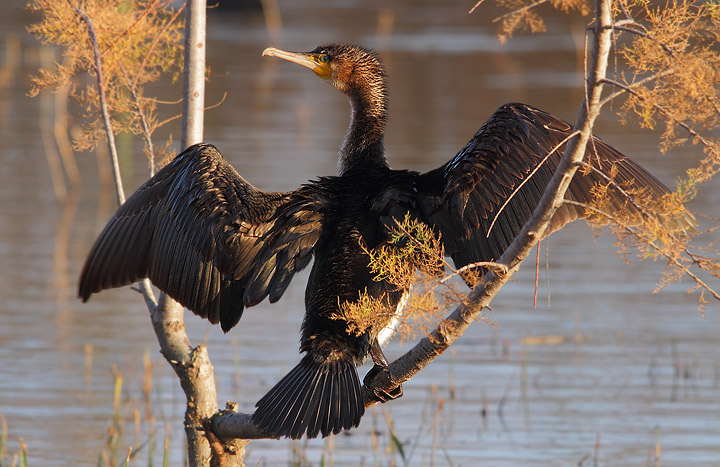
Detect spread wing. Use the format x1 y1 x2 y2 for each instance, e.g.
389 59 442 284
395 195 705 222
78 143 324 331
417 102 683 270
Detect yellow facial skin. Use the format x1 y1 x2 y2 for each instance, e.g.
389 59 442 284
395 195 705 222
262 47 332 80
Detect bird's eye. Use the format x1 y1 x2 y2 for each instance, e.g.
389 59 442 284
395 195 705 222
318 54 329 63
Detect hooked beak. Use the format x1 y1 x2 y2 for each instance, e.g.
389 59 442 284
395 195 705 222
262 47 332 80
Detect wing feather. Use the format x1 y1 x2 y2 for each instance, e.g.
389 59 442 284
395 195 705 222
418 102 691 270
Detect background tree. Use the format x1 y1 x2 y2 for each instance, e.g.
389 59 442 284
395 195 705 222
30 0 242 465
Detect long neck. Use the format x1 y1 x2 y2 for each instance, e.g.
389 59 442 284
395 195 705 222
338 81 388 175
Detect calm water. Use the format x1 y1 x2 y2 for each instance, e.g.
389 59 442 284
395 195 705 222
1 1 719 465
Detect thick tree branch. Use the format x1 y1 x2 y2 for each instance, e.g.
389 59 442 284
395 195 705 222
210 0 617 437
181 0 206 149
141 1 246 466
361 0 615 408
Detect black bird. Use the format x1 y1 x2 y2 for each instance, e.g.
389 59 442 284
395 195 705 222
79 43 688 440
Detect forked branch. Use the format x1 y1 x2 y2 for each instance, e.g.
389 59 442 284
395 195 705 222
211 0 618 435
359 0 616 408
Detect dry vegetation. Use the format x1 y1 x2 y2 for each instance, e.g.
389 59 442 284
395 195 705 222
333 214 498 343
28 0 184 169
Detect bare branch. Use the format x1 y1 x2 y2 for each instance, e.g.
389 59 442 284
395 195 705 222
74 7 125 205
153 93 227 133
601 24 675 55
436 261 508 286
598 70 675 107
468 0 488 14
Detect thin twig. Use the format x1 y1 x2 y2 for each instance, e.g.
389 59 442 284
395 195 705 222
468 0 487 15
486 130 580 238
575 159 648 215
492 0 549 23
563 199 720 300
600 77 640 97
120 65 157 175
153 93 227 132
616 0 634 23
649 100 720 175
145 96 184 105
608 23 649 36
390 217 454 272
598 70 675 107
131 3 186 90
601 24 675 55
104 0 161 56
436 261 508 286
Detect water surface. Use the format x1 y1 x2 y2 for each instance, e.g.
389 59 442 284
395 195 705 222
1 1 718 465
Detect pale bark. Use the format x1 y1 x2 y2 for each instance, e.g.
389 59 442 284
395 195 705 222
150 1 245 465
81 0 242 463
181 0 206 149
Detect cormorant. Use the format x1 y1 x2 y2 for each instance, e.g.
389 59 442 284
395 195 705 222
79 43 687 440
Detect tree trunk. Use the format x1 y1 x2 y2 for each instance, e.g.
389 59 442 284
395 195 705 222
151 0 246 464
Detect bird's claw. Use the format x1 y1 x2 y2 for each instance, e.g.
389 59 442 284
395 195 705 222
363 364 403 403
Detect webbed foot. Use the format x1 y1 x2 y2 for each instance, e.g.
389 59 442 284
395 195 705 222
363 364 403 403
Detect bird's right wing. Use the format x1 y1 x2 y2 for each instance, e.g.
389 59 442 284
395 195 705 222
79 143 325 331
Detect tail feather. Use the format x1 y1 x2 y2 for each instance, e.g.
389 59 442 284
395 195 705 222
252 355 363 439
260 362 311 429
307 368 330 438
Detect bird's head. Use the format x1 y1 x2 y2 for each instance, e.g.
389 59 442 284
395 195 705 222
262 43 385 97
263 43 389 172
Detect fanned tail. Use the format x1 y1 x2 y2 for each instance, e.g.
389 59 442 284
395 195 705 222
252 354 364 439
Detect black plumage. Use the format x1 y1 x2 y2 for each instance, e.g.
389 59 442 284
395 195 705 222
79 43 690 439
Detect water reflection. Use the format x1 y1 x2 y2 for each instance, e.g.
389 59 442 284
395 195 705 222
1 0 718 465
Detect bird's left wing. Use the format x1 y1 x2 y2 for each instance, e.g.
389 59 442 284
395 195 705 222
416 102 682 271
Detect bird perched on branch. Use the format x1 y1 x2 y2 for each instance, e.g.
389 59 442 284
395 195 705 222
79 43 690 440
